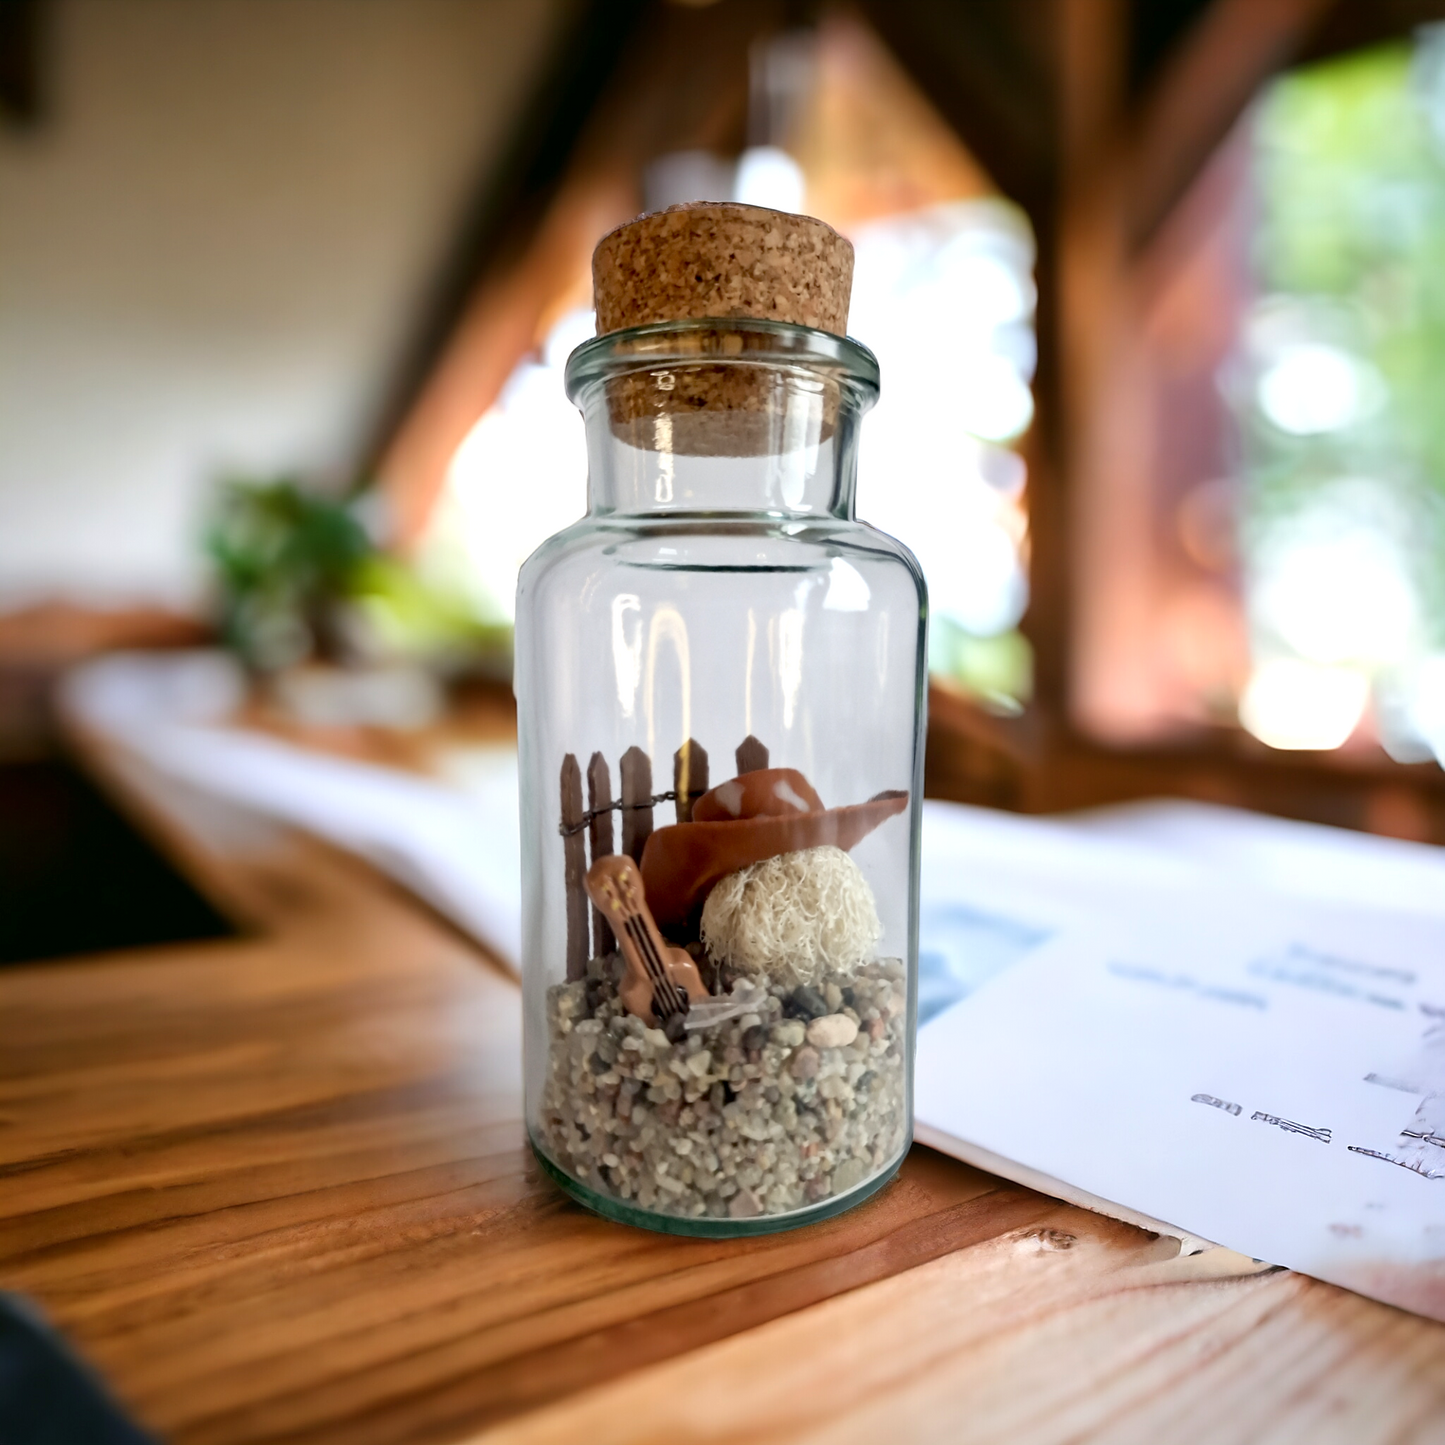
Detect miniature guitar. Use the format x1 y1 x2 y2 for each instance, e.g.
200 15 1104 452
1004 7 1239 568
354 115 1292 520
584 854 709 1028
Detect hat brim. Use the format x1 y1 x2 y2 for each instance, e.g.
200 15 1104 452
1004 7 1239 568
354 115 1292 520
639 790 908 930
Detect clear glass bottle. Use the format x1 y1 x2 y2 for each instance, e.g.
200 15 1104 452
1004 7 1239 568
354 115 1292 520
514 315 926 1235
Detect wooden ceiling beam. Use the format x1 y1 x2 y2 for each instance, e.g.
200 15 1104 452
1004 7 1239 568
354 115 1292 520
0 0 43 127
1122 0 1340 253
372 0 786 540
858 0 1058 225
358 0 652 489
1299 0 1445 66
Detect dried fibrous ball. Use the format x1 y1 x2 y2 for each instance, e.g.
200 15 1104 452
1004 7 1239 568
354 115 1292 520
700 845 881 986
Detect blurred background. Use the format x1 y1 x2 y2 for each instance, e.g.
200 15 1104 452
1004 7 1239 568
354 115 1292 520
5 0 1445 954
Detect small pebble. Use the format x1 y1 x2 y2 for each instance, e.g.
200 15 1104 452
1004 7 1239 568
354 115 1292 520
789 1045 820 1080
807 1014 859 1049
729 1186 763 1218
771 1019 806 1048
541 958 906 1223
788 985 830 1020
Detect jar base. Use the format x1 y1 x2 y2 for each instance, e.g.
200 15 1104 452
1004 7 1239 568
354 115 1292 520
529 1133 905 1237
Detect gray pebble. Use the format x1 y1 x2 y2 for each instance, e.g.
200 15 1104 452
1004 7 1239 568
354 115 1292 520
729 1186 763 1218
788 985 830 1020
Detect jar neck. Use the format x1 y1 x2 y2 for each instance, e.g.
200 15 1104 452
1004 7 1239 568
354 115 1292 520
565 318 879 521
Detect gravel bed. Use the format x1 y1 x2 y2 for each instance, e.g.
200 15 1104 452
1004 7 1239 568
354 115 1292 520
538 956 908 1220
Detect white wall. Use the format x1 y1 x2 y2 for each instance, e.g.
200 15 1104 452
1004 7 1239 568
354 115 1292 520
0 0 568 607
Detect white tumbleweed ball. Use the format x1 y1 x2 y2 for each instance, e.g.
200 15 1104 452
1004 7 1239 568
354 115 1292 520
700 845 881 985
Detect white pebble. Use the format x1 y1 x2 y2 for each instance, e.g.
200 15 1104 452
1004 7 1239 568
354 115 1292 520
772 1019 806 1048
807 1014 859 1049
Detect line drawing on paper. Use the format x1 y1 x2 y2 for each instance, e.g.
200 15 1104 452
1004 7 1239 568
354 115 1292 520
1347 1146 1445 1180
1252 1111 1332 1143
1192 1093 1242 1116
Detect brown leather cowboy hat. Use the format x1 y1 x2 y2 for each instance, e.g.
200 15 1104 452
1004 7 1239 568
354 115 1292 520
639 767 907 929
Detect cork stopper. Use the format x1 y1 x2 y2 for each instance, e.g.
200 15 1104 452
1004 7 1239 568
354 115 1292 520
589 205 854 456
592 203 853 337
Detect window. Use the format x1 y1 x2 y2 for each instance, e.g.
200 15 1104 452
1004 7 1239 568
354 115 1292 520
1234 33 1445 759
410 13 1037 710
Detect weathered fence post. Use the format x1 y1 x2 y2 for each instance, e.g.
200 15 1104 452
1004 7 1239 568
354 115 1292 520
735 734 769 775
673 739 709 822
586 751 615 956
619 746 653 862
560 753 588 980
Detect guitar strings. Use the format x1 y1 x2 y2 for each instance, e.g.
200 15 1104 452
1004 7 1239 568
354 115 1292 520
624 916 679 1018
624 915 687 1019
598 867 688 1021
614 873 676 1012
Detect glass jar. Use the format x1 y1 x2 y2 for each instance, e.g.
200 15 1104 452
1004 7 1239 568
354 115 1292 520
514 316 926 1235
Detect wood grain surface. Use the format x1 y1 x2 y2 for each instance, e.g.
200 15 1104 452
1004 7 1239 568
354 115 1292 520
2 746 1444 1445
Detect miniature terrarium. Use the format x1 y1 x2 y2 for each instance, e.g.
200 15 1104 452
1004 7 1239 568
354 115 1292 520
514 202 926 1235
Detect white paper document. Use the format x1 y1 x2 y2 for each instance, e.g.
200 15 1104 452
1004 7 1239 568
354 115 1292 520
916 803 1445 1321
61 652 524 969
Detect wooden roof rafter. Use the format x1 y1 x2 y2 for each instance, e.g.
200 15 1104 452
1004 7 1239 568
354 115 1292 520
370 0 799 541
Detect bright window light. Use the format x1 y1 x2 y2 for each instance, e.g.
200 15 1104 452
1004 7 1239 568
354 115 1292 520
1252 522 1418 668
428 196 1037 670
430 307 593 622
851 200 1035 648
1403 655 1445 762
733 146 806 211
1256 343 1382 435
1239 658 1370 750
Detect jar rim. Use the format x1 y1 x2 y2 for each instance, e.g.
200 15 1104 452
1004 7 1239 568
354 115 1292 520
564 316 881 404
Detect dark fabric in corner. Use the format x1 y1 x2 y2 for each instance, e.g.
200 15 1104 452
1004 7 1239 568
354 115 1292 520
0 1293 156 1444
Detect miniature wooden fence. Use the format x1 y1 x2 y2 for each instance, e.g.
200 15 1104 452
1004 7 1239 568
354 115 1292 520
558 734 769 979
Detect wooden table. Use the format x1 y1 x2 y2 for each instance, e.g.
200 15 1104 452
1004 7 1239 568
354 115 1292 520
3 737 1444 1445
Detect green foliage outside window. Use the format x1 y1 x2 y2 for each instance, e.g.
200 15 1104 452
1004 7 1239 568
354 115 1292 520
1238 36 1445 755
